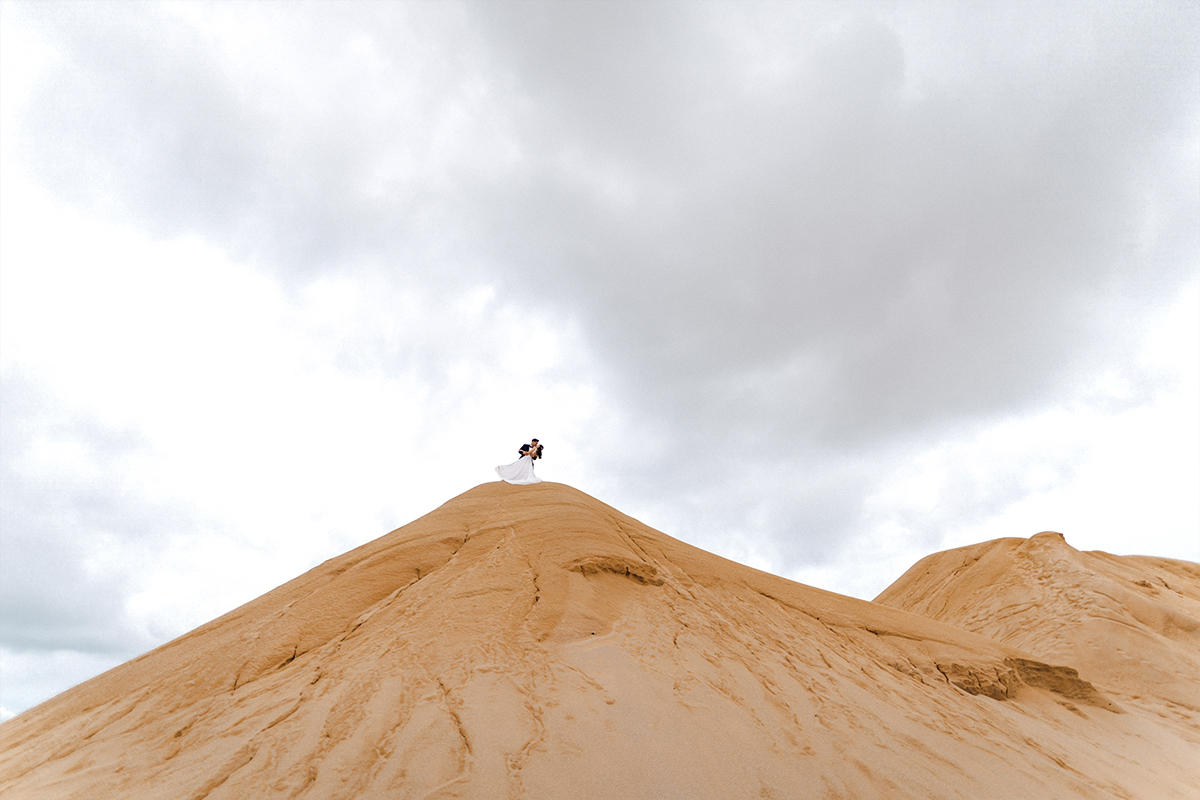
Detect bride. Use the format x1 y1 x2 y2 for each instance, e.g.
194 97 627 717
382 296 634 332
496 439 543 485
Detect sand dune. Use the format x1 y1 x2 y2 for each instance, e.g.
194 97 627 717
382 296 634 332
876 530 1200 713
2 483 1197 798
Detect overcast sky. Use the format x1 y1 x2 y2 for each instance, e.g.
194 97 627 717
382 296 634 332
1 0 1196 719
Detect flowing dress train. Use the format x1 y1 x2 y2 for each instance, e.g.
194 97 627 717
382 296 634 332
496 454 540 485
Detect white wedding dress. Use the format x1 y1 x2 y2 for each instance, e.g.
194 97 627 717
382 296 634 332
496 455 540 485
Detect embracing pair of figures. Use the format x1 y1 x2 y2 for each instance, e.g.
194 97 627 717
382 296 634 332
496 439 545 485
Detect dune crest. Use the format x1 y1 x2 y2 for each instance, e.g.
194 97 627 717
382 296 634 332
2 484 1197 799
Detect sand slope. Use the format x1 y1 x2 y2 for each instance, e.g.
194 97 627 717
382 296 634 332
876 530 1200 715
2 484 1197 799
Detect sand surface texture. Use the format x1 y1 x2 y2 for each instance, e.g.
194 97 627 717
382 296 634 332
2 483 1197 799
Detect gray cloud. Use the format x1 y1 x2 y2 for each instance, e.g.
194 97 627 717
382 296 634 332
466 2 1198 427
0 372 161 657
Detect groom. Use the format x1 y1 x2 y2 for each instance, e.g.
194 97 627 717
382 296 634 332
520 439 544 460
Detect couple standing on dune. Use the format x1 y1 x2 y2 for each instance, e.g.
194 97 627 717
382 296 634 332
496 439 544 485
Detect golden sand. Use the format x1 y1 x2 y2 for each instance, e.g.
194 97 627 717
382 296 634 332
2 483 1196 798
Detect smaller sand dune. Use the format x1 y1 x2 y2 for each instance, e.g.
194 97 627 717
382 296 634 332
875 531 1200 712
